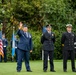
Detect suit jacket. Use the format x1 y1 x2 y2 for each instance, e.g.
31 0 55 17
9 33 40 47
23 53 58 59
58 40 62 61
41 31 55 51
2 38 8 48
17 29 33 51
61 32 76 50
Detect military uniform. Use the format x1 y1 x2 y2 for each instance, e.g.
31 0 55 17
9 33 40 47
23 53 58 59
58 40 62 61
16 29 33 72
2 38 8 62
41 30 55 72
61 24 76 72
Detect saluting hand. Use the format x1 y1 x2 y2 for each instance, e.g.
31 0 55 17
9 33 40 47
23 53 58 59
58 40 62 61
19 22 23 29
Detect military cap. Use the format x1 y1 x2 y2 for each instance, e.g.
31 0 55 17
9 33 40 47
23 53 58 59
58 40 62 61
46 24 51 28
23 24 28 27
66 24 72 27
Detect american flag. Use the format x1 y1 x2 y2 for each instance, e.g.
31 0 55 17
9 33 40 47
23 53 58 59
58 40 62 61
0 31 4 58
0 39 4 57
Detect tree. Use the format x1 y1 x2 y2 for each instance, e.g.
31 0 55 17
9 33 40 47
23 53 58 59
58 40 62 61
12 0 43 30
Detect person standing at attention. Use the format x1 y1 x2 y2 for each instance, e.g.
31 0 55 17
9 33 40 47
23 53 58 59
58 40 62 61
61 24 76 72
41 24 56 72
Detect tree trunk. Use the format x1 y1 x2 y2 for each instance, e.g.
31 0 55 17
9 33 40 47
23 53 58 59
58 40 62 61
2 0 5 4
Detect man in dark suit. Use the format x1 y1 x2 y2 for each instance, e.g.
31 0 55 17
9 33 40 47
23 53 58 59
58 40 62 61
61 24 76 72
16 22 33 72
41 24 56 72
2 34 8 62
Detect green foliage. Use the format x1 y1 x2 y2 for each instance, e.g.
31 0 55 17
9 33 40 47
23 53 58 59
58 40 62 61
29 29 42 60
0 3 13 21
54 30 62 59
13 0 43 30
0 61 76 75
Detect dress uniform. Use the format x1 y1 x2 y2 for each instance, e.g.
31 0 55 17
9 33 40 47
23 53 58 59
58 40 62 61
61 24 76 72
41 25 55 72
2 34 8 62
16 23 33 72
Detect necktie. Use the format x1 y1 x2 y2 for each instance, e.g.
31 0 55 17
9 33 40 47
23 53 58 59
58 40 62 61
25 32 28 37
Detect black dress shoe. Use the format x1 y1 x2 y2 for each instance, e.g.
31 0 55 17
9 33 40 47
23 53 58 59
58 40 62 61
64 70 67 72
27 70 32 72
43 70 47 72
50 70 56 72
72 70 76 72
17 70 20 72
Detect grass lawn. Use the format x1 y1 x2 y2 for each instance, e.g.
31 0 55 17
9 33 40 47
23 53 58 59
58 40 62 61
0 60 76 75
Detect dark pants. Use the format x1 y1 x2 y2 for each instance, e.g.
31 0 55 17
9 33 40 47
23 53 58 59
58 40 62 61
0 55 2 62
3 47 7 62
15 48 18 62
0 47 7 62
63 50 75 71
43 50 54 71
17 48 31 71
